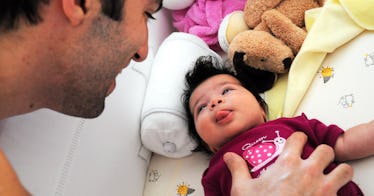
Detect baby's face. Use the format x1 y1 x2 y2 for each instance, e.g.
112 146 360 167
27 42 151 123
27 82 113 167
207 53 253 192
189 74 266 152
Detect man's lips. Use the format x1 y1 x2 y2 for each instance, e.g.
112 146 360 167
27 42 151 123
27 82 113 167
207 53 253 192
106 60 131 96
216 110 233 124
106 80 116 96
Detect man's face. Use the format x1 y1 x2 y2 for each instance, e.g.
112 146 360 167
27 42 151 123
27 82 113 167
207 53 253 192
57 0 162 118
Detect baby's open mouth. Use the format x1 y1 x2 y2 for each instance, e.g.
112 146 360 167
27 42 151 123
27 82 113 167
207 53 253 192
216 110 232 124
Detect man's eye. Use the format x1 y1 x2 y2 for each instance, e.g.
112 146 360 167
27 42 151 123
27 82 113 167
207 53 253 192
145 12 156 20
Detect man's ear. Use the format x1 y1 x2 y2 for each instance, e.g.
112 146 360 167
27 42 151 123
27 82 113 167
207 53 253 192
62 0 87 26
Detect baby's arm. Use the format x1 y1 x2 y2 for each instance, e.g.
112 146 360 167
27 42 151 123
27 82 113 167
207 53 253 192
334 120 374 161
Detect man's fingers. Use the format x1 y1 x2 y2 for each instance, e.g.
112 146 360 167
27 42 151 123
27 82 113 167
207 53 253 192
309 144 335 170
224 152 252 182
280 132 307 159
326 163 353 191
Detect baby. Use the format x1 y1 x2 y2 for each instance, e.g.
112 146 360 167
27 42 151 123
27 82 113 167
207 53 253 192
182 55 373 196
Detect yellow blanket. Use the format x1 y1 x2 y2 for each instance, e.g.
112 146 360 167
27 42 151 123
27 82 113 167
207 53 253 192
265 0 374 120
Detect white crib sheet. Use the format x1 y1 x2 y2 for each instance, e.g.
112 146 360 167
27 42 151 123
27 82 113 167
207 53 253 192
296 30 374 195
144 152 209 196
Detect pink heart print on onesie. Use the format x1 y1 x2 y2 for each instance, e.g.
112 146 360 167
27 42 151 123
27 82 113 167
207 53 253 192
242 130 286 172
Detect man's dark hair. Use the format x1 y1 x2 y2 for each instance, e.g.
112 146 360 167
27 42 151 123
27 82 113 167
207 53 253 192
182 55 268 154
0 0 124 31
100 0 125 21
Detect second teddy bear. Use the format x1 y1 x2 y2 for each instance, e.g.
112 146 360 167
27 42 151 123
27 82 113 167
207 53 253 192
221 0 324 92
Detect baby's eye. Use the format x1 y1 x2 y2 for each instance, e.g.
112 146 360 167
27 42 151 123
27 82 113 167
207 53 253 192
222 88 233 95
197 105 207 114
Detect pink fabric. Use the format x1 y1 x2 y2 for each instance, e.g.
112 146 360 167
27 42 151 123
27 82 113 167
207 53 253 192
172 0 246 51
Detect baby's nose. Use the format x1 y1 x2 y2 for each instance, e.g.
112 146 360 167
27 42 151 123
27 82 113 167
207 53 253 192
210 98 223 110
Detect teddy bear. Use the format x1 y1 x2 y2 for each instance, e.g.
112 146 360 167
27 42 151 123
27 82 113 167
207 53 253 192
219 0 324 92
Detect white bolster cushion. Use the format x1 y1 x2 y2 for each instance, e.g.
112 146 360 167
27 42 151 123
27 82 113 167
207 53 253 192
141 32 221 158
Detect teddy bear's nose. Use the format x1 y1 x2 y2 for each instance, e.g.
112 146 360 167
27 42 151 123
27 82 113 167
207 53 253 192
283 58 292 70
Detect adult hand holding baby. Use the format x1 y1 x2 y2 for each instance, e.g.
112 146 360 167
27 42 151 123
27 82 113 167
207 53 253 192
224 132 353 196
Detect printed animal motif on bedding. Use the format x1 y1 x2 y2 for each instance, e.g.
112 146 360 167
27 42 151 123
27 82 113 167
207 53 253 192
176 182 195 196
338 94 355 108
318 65 334 83
364 52 374 67
148 169 161 182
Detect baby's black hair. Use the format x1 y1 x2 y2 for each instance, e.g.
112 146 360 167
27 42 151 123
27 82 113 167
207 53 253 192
182 55 268 154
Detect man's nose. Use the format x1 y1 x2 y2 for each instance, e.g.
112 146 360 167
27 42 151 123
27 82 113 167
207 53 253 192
210 97 223 110
132 38 149 62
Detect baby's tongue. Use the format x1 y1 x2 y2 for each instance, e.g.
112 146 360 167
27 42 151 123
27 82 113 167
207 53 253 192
216 110 230 122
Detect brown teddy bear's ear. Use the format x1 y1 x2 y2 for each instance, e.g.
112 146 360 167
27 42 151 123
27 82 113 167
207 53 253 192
233 52 277 93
